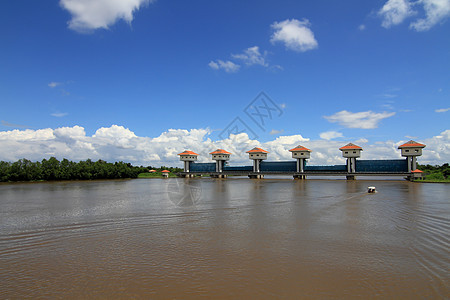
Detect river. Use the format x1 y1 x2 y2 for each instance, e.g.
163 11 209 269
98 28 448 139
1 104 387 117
0 178 449 299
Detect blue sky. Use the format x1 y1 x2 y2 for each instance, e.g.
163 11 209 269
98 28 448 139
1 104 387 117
0 0 449 166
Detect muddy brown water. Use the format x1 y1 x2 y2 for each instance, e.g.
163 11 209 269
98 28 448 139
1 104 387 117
0 178 449 299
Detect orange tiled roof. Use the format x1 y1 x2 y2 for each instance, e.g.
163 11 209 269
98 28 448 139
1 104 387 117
339 143 363 150
398 140 426 149
161 170 170 173
411 169 423 173
246 147 269 154
209 149 231 155
289 145 311 152
178 150 199 156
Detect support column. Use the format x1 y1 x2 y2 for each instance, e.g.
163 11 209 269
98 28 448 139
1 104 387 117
352 158 356 173
347 159 351 173
300 158 304 173
184 161 190 173
407 157 412 173
248 174 263 179
255 160 260 173
412 157 417 171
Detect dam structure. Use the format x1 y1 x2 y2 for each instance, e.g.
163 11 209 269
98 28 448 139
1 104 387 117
177 141 426 180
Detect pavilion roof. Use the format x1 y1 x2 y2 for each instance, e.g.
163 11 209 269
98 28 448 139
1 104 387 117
209 149 232 155
339 143 363 150
177 150 199 156
398 140 426 149
289 145 311 152
246 147 269 154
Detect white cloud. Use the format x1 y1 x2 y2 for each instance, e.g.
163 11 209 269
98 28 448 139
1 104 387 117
270 19 318 52
269 65 284 72
269 129 284 135
208 60 240 73
378 0 450 31
410 0 450 31
48 82 61 88
210 46 279 72
324 110 396 129
232 46 268 67
358 24 366 30
381 93 398 99
378 0 415 28
320 131 344 140
435 107 450 113
0 125 448 166
60 0 153 32
1 120 28 128
51 112 69 117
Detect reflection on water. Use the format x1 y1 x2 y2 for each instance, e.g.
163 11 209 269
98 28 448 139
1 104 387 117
0 178 449 298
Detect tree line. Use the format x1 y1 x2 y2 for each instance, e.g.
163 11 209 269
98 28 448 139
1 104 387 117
0 158 148 182
417 163 450 180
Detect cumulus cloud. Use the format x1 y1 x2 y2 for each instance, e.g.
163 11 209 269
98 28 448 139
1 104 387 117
378 0 450 31
378 0 416 28
60 0 153 32
320 131 344 140
324 110 396 129
410 0 450 31
0 125 448 166
208 60 240 73
435 107 450 113
232 46 268 67
270 19 318 52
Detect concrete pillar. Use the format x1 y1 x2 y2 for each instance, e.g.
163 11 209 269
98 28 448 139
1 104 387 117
184 161 190 173
347 159 351 173
352 158 356 173
248 174 263 179
407 157 411 172
297 158 305 173
412 157 417 171
253 160 260 173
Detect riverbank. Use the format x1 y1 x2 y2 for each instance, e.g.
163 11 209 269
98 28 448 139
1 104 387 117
138 172 178 178
415 163 449 183
414 178 450 183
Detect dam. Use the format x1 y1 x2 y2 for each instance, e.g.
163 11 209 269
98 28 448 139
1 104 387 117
177 141 426 180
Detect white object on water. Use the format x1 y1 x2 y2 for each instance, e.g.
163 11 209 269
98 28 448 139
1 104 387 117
368 186 376 193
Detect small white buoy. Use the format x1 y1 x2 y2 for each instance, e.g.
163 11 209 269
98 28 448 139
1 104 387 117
368 186 376 193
